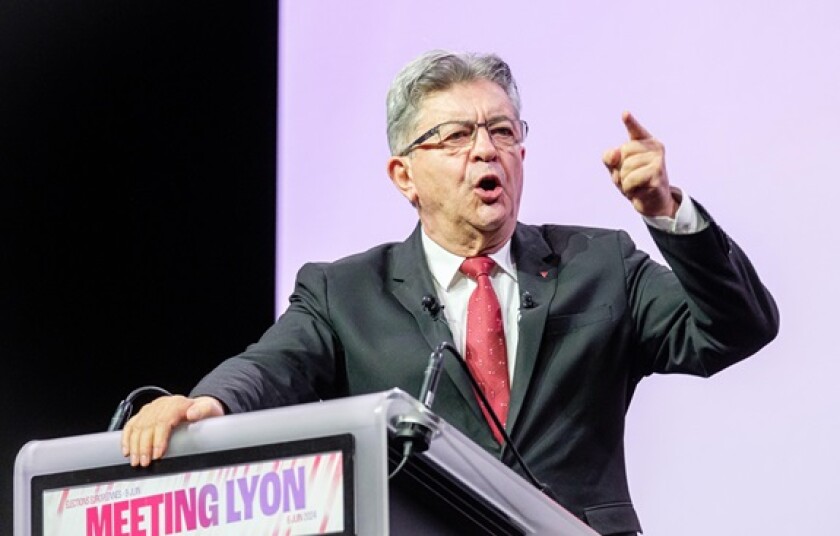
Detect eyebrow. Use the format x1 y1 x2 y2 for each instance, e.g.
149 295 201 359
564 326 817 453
419 114 514 131
446 114 514 124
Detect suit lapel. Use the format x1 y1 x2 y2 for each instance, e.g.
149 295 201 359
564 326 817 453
506 224 560 435
387 225 483 422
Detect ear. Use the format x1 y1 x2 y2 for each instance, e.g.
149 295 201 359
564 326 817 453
387 156 418 205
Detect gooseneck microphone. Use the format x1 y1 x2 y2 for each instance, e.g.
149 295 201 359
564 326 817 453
430 342 553 499
390 347 445 477
392 294 553 501
391 297 554 498
390 291 449 476
418 346 446 408
390 295 448 478
107 385 173 432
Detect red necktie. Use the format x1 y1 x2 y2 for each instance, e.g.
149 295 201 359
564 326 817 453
460 256 510 444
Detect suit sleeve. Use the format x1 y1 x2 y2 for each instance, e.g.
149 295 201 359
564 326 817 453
190 262 345 413
625 202 779 378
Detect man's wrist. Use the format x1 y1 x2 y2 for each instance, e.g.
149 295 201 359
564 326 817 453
643 188 707 234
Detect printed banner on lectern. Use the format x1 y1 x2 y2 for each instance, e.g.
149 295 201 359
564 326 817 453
41 451 346 536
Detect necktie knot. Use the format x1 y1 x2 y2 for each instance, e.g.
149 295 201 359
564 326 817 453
460 256 496 279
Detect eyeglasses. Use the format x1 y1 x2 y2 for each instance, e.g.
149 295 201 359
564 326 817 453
398 116 529 157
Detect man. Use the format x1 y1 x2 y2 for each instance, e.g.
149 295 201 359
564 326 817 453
122 50 779 535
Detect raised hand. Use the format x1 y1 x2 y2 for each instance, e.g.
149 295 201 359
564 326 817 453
602 111 677 218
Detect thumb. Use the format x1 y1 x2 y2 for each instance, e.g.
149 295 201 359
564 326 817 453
185 396 224 421
602 147 620 169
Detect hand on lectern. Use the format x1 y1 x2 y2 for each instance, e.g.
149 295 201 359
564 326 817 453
121 395 225 467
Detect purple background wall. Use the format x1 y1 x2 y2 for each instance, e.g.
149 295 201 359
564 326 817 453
277 1 839 534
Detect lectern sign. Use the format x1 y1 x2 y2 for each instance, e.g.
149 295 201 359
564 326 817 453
30 435 356 536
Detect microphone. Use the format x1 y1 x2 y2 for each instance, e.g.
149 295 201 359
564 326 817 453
418 346 446 408
390 295 450 477
421 294 444 320
107 385 173 432
391 341 555 501
390 348 445 476
520 290 536 309
432 342 555 500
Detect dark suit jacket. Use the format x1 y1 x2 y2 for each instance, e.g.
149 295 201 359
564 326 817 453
192 212 779 535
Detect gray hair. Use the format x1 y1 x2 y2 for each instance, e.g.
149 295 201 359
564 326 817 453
386 50 522 156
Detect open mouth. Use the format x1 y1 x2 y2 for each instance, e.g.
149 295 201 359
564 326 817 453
474 174 503 202
477 176 500 191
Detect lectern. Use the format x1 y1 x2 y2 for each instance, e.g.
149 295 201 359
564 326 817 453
15 388 598 535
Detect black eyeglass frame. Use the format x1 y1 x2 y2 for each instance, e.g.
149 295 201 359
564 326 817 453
398 117 529 157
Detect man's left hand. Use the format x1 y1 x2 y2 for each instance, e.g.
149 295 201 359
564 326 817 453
602 111 677 218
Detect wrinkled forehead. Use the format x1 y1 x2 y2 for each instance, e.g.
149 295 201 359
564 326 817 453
413 80 518 131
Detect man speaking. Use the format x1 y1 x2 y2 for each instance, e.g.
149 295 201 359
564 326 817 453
122 49 779 535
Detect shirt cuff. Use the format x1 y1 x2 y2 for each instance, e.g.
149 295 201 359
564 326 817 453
643 189 708 234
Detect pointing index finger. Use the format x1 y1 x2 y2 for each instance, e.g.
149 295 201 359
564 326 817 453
622 111 652 140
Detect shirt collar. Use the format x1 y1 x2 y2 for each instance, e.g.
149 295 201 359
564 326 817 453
420 227 517 291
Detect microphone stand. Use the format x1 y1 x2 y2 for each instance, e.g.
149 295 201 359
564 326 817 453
392 342 555 501
434 342 552 497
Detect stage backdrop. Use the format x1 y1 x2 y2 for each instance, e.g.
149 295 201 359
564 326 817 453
0 2 277 533
276 1 839 535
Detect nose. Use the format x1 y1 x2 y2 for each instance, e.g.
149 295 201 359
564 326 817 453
470 124 498 162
